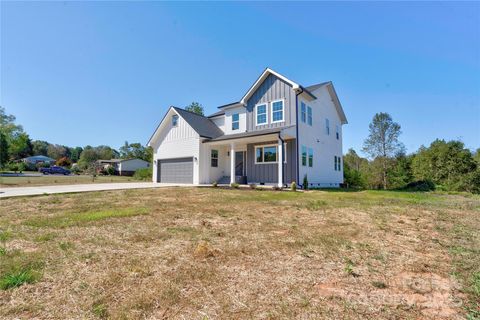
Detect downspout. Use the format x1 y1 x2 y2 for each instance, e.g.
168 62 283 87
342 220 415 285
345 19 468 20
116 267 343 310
295 88 303 187
278 133 285 187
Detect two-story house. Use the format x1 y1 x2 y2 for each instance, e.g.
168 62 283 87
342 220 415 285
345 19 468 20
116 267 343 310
147 68 347 188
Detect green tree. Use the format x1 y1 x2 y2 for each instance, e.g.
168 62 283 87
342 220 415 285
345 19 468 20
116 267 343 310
363 113 404 189
119 141 151 161
47 144 67 160
388 154 414 189
70 147 83 163
32 140 50 156
0 132 9 168
185 102 204 115
8 132 33 160
343 149 368 188
412 139 477 191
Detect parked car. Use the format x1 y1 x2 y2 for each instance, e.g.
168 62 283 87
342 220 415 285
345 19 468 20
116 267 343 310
39 166 71 175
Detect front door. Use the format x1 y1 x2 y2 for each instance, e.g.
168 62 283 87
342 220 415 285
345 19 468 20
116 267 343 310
235 151 244 176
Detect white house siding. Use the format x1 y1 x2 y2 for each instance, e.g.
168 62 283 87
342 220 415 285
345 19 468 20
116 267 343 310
118 159 150 174
151 109 201 184
298 85 344 187
199 143 230 184
211 116 225 133
224 106 247 135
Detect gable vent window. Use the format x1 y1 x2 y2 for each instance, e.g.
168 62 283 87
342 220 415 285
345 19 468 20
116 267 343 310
307 106 313 126
211 150 218 167
172 115 179 127
232 113 239 130
301 102 307 123
336 125 340 140
272 100 284 123
256 104 267 125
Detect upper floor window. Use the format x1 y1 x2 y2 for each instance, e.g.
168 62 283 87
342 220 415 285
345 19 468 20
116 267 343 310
334 156 337 171
308 148 313 167
326 118 330 135
211 150 218 167
256 104 267 125
307 106 312 126
172 115 179 127
232 113 239 130
301 145 307 166
255 145 277 163
338 156 341 171
336 125 340 140
271 100 284 123
301 102 306 123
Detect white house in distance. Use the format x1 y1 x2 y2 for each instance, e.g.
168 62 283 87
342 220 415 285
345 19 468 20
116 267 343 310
96 158 150 176
148 68 347 188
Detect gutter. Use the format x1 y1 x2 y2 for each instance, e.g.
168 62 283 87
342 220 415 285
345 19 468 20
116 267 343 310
295 87 303 187
278 133 285 187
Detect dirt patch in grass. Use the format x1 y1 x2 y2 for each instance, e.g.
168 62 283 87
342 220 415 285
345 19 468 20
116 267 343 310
0 188 478 319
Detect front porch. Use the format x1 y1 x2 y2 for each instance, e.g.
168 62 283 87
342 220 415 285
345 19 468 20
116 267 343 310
201 127 297 187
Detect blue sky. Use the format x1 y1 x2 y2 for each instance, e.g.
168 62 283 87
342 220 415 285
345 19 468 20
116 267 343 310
1 1 479 154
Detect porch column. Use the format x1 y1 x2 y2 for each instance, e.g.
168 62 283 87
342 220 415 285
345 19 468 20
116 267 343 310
277 139 283 188
230 144 235 184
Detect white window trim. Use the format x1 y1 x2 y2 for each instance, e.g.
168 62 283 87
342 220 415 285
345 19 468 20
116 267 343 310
301 145 307 167
301 102 307 123
255 103 268 126
270 99 285 124
307 106 313 126
254 144 278 164
308 148 313 167
232 113 240 131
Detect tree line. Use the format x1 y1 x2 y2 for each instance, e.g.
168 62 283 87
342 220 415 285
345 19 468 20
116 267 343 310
344 112 480 193
0 107 152 171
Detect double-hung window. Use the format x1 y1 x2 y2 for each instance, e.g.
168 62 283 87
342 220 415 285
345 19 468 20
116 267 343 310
338 156 341 171
211 150 218 167
301 145 307 166
172 115 178 127
256 104 267 125
336 125 339 140
326 118 330 135
307 106 312 126
308 148 313 167
255 145 277 163
271 100 284 123
334 156 337 171
232 113 239 130
301 102 306 123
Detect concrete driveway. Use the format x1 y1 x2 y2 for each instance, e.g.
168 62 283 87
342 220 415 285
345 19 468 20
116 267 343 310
0 182 195 198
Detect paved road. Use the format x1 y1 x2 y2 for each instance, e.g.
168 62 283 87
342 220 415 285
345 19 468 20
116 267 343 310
0 182 195 198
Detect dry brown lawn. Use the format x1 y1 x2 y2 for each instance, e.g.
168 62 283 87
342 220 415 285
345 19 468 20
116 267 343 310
0 188 478 319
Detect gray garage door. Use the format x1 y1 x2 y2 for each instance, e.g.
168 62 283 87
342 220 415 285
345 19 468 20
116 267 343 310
158 158 193 183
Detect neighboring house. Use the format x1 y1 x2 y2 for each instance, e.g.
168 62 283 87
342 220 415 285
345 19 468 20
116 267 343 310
148 68 347 188
22 155 56 165
96 158 150 176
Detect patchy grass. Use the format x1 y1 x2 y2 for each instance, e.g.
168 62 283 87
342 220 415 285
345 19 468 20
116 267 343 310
24 207 149 228
0 188 478 319
0 175 135 188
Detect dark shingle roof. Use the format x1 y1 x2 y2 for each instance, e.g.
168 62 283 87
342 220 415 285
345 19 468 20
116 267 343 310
173 107 224 139
204 126 295 142
207 110 225 118
305 81 331 92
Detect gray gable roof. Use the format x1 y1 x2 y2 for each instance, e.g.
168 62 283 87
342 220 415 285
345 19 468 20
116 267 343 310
173 107 224 139
305 81 331 92
204 125 295 142
207 110 225 118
